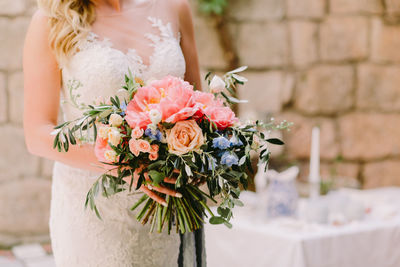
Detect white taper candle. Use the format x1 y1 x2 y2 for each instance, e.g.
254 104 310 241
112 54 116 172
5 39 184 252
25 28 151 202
309 127 320 198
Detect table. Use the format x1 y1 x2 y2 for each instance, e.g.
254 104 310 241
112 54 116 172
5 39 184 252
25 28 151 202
204 188 400 267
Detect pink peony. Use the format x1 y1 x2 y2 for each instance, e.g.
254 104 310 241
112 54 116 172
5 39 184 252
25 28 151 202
125 76 199 128
125 75 238 128
124 104 151 130
125 85 162 129
157 77 197 123
204 106 238 130
191 91 224 117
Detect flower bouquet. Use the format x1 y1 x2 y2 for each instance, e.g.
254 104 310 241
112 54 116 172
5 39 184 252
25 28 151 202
52 67 291 234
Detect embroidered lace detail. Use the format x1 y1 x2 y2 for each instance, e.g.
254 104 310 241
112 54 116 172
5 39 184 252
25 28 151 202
78 32 113 51
145 17 186 80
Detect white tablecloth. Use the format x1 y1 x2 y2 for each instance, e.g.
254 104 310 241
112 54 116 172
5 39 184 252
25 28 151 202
205 188 400 267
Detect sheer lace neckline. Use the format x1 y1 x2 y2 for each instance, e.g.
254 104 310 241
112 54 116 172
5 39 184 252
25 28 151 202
80 16 180 72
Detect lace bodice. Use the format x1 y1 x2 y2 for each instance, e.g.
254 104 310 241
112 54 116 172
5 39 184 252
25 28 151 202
60 13 186 121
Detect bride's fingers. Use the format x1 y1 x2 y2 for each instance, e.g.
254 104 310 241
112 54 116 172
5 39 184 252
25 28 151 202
151 185 182 198
141 186 167 207
172 169 180 174
163 177 177 184
143 173 181 197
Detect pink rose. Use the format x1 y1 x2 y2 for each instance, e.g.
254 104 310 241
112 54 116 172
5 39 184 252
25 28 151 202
204 106 238 130
129 139 140 157
131 126 144 139
166 120 204 155
137 139 151 153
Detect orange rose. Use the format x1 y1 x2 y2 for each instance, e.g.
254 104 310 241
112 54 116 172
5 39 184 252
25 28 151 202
166 120 204 155
151 144 159 153
149 152 159 161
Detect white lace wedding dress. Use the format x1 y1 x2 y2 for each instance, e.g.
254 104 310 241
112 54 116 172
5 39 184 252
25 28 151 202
49 1 195 266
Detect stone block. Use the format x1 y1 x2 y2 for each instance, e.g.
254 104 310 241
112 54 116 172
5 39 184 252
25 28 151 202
339 113 400 160
193 17 228 69
237 22 288 68
0 178 51 235
280 112 339 160
238 71 290 117
363 160 400 188
289 21 318 67
357 64 400 112
371 18 400 63
0 73 6 123
0 125 40 181
8 72 24 124
295 65 354 115
287 0 326 19
385 0 400 15
0 18 30 70
330 0 383 14
320 17 369 61
229 0 285 21
0 0 26 16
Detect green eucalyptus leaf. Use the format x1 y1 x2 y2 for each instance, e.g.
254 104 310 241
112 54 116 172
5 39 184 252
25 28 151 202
266 138 284 145
148 170 165 185
209 216 225 225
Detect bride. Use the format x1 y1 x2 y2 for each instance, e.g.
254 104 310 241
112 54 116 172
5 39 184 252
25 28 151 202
22 0 203 266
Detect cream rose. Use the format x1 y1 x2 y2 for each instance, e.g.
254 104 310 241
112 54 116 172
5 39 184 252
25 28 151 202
108 127 121 146
98 125 111 139
109 113 124 127
104 149 118 162
166 120 204 155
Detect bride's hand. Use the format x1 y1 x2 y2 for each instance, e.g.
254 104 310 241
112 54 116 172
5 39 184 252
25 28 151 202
122 167 182 207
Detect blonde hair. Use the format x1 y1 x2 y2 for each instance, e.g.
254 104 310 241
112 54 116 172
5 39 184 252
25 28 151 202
37 0 96 65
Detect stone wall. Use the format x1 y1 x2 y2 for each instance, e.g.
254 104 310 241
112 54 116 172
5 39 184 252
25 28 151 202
0 0 53 247
0 0 399 246
193 0 400 188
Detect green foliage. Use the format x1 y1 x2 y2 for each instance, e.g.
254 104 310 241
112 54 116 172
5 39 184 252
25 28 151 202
197 0 228 15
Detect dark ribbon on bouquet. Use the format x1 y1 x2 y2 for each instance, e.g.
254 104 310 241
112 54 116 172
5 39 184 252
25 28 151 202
178 226 206 267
